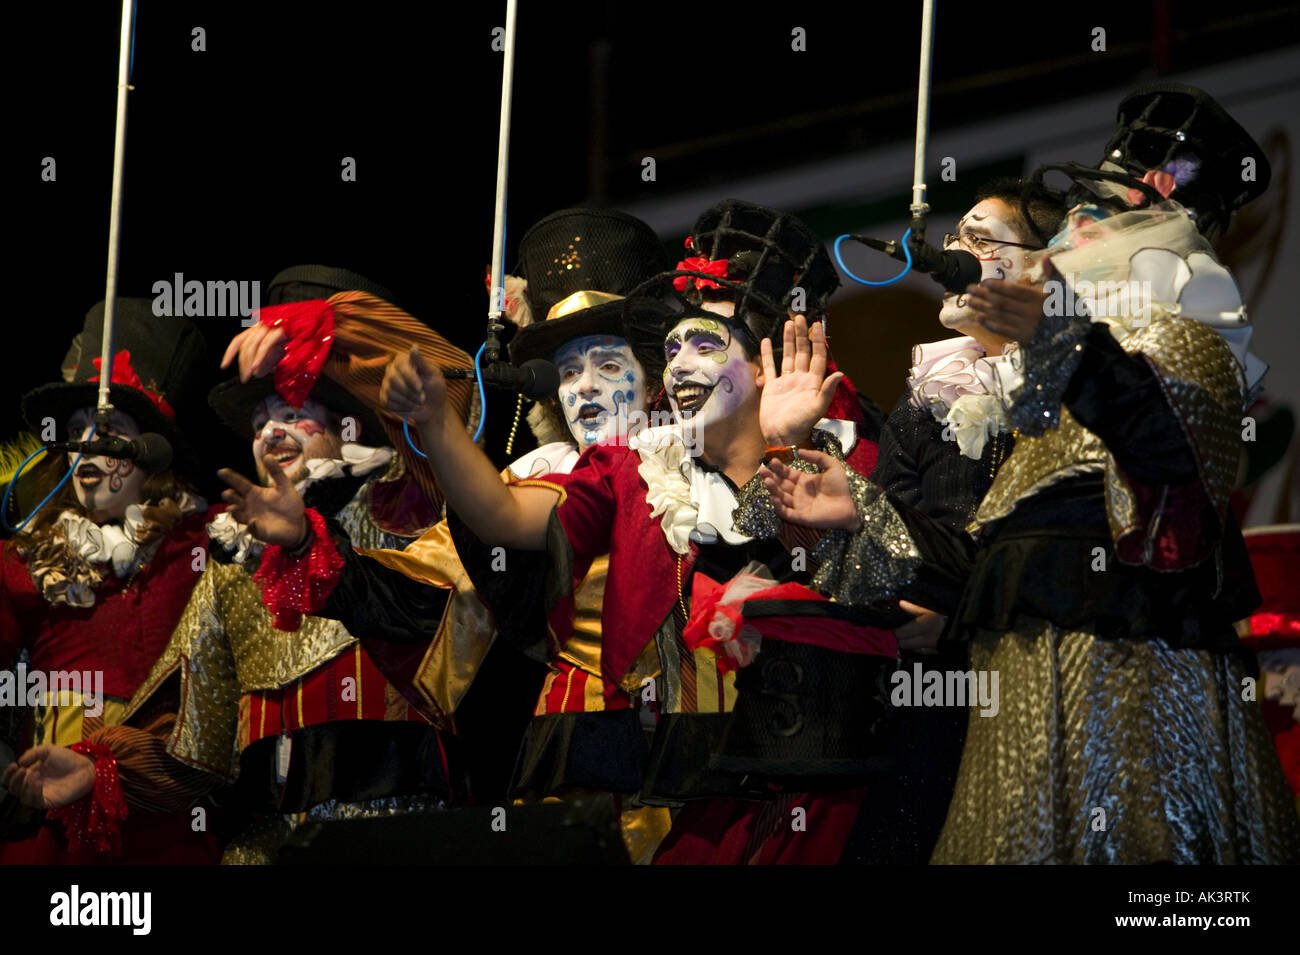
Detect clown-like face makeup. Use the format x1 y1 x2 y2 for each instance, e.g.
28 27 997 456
552 335 647 451
251 396 344 485
938 198 1037 334
67 407 148 523
663 303 759 435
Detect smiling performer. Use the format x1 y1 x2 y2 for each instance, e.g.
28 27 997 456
229 200 898 864
1 300 223 864
121 266 477 863
238 210 677 859
765 86 1300 863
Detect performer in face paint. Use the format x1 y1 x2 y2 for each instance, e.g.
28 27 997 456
841 177 1068 864
764 85 1300 863
227 211 679 861
226 200 899 864
1 300 224 865
119 266 479 863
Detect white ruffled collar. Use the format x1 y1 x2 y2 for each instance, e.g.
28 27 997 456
633 419 855 555
57 507 153 579
907 337 1020 460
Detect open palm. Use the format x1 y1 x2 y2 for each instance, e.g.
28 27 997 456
218 458 307 547
760 450 858 530
759 316 844 447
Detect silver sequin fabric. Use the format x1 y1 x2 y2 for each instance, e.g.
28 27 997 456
812 470 921 606
931 619 1300 864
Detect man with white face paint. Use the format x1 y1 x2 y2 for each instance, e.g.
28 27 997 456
840 178 1066 865
2 300 223 865
236 200 900 864
231 211 682 861
122 266 480 863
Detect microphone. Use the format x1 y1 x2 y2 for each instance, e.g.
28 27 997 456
47 432 174 471
850 234 983 294
443 359 560 400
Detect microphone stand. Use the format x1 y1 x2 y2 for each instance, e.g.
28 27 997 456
485 0 518 365
907 0 937 251
96 0 138 435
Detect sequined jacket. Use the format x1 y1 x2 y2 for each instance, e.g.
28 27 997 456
121 468 433 812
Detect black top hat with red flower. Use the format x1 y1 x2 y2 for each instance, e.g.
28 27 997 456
20 298 209 477
629 199 840 357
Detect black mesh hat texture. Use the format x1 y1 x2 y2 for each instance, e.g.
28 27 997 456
21 299 209 477
1102 83 1271 236
507 208 672 383
634 200 840 356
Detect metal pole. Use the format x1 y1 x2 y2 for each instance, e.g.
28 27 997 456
97 0 136 421
486 0 518 364
910 0 936 237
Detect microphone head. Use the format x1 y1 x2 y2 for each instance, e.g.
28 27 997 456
132 433 174 471
519 359 560 400
931 249 984 295
950 250 984 291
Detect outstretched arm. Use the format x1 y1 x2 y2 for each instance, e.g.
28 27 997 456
220 345 557 551
382 346 557 550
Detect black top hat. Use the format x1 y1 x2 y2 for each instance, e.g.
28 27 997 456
1102 83 1271 237
507 209 673 382
207 265 390 444
21 299 209 477
633 200 839 354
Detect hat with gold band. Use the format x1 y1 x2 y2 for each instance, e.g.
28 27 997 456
505 208 673 378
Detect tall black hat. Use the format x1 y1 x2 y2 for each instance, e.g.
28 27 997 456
631 200 840 357
207 265 389 443
1101 82 1271 238
20 299 209 477
507 208 674 382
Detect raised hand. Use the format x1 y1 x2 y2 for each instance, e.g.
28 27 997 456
3 744 96 809
220 323 288 382
218 457 307 547
759 449 859 531
759 315 845 447
380 345 446 425
964 278 1049 343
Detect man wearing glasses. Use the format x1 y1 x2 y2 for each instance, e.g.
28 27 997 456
840 177 1067 864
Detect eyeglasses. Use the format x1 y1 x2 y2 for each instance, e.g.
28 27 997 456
943 231 1042 256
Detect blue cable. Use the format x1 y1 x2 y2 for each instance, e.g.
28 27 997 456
1 426 95 533
470 342 487 443
129 0 138 81
402 342 489 460
834 227 914 286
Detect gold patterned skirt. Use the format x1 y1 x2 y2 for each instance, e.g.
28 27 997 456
931 618 1300 864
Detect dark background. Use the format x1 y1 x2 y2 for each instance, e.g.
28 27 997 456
8 1 1299 504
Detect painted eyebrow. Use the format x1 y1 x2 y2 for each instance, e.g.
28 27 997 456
587 349 628 362
682 328 726 347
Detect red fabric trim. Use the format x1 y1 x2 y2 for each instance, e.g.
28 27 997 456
89 349 176 421
47 742 129 859
258 300 337 408
253 508 345 631
685 577 897 666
